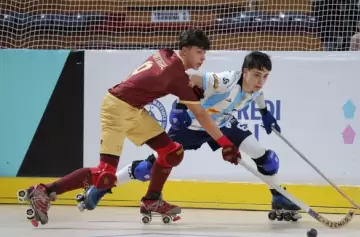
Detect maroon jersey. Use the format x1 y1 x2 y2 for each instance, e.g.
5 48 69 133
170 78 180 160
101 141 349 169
109 49 200 108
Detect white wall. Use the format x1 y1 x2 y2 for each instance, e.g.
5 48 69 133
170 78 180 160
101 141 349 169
84 50 360 185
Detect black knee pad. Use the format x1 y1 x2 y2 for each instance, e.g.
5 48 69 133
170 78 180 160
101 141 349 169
252 150 272 175
145 154 156 164
252 150 279 176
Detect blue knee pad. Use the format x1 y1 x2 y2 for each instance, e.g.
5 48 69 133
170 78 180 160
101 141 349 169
133 160 153 182
255 150 279 176
262 150 279 175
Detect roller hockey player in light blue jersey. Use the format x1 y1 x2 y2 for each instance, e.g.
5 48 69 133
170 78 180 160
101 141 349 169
75 51 301 222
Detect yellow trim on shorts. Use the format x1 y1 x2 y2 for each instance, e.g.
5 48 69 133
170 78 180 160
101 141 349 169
179 100 201 104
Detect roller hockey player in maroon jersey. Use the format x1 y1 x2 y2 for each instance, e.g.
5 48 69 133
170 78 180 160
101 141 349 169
17 29 241 227
77 51 302 223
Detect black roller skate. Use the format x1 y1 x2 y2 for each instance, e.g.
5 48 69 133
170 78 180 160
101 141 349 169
268 188 302 222
17 184 57 227
75 185 112 212
140 192 181 224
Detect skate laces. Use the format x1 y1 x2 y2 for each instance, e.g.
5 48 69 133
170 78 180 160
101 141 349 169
156 199 173 209
143 198 167 210
30 187 50 212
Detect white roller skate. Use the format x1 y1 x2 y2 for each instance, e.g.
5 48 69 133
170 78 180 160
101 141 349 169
140 193 181 225
268 188 302 222
17 184 56 227
75 185 111 212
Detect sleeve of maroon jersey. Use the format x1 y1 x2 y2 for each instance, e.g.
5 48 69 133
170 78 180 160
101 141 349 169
168 71 201 104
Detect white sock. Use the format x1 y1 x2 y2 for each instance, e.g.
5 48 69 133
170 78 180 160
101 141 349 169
240 135 281 188
265 174 281 189
116 164 132 186
239 135 266 158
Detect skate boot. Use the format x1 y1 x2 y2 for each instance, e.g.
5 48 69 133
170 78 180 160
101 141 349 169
268 188 302 222
17 184 57 227
75 185 112 212
140 192 181 224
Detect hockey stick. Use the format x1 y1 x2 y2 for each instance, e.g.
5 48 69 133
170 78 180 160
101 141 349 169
238 158 355 229
271 128 360 210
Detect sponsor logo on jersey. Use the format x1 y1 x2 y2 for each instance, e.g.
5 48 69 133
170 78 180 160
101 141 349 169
213 74 219 89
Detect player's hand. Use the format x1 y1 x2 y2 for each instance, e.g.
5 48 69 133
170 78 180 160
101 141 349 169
260 109 281 134
169 102 192 129
216 136 240 165
221 145 240 165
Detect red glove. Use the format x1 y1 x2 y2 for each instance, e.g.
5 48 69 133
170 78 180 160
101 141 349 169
217 136 240 165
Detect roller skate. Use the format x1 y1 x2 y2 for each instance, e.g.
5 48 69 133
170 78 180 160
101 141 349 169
17 184 57 227
268 188 302 222
140 192 181 224
75 185 112 212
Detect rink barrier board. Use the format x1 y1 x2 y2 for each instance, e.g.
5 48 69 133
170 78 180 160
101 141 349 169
1 178 359 214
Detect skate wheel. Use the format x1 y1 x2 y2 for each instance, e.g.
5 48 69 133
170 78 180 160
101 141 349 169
77 202 85 212
26 208 35 219
268 211 277 221
173 215 181 222
284 213 292 221
162 215 171 224
31 219 39 227
75 193 85 202
17 189 27 202
276 214 284 221
142 215 152 224
291 213 301 222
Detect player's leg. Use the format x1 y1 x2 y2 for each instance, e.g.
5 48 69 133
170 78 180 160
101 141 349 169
74 93 148 211
126 126 209 187
82 126 210 211
235 131 301 220
17 93 128 223
79 154 156 211
119 126 208 184
128 118 209 221
208 117 300 220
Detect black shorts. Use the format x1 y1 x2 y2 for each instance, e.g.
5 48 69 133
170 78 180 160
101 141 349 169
168 117 252 151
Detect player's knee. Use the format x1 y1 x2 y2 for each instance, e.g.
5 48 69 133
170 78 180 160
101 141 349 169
157 142 184 167
252 150 279 176
90 161 117 189
133 160 153 182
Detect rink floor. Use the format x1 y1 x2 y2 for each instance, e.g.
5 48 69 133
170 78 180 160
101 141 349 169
1 205 359 237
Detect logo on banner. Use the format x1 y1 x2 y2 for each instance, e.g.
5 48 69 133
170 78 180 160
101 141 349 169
342 100 356 144
145 100 168 129
237 100 281 141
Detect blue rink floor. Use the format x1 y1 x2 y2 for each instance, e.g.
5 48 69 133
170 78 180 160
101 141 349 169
1 205 359 237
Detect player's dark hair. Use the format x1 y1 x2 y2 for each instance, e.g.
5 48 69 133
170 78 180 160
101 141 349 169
242 51 272 72
179 29 211 50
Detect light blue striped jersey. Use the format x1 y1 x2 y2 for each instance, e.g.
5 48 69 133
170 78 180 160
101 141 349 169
187 71 261 130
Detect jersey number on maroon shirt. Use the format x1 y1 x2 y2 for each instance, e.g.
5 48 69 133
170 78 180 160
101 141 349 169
125 61 154 81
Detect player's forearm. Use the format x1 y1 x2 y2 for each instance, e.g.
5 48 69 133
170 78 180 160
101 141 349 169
254 92 266 109
254 92 268 115
194 111 223 140
189 74 204 88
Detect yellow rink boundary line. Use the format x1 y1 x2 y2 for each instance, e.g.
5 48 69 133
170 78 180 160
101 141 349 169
1 178 360 214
